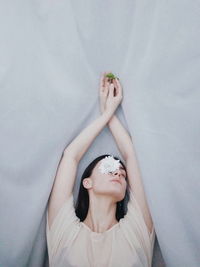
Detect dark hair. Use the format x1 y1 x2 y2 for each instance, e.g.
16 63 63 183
75 154 130 222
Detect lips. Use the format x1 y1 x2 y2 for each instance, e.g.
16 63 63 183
111 179 121 185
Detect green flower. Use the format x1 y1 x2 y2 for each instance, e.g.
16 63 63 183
105 72 119 81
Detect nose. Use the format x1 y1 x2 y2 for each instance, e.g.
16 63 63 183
113 169 122 177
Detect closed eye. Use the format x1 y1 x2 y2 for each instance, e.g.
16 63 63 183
121 173 127 180
121 170 127 178
119 166 126 175
123 174 128 181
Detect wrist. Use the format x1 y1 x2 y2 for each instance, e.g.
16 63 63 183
102 109 113 120
108 113 116 126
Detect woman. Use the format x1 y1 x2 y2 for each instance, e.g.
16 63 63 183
46 73 155 267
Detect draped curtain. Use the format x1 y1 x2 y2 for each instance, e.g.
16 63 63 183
0 1 199 266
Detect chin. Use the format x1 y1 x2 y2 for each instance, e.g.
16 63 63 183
95 187 125 200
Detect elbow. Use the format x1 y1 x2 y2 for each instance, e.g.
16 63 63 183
63 149 79 163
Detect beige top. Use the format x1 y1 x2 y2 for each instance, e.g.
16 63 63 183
46 190 155 267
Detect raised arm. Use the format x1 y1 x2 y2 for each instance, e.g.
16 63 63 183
99 73 153 234
48 81 122 228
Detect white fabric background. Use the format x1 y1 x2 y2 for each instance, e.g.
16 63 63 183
0 1 199 266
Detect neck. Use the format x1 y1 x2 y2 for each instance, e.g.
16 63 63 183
83 194 118 233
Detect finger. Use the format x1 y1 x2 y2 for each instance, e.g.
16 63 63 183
115 78 122 96
105 71 113 83
108 83 115 97
113 78 117 87
105 85 109 97
113 78 118 92
112 79 118 97
115 78 121 86
100 73 105 89
105 79 110 89
102 72 107 87
106 78 110 88
104 78 109 94
105 75 109 86
100 74 107 94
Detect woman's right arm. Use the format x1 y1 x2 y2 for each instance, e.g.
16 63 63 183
48 83 122 228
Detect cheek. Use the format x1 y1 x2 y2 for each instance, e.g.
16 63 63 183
92 175 111 190
95 176 108 186
122 181 127 191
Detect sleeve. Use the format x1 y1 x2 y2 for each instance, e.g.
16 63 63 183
46 195 80 264
120 190 155 266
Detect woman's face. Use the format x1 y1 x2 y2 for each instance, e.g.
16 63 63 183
85 159 127 202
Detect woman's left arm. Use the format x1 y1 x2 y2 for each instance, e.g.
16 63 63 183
109 115 153 234
99 74 153 234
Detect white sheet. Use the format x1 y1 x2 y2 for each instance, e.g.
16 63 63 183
0 1 199 266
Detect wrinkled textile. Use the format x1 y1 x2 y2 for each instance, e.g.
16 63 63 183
0 1 199 267
46 191 155 267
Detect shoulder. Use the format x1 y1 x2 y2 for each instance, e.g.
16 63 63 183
46 194 81 262
119 191 155 261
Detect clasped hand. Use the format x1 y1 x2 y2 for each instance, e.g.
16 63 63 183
99 72 123 116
